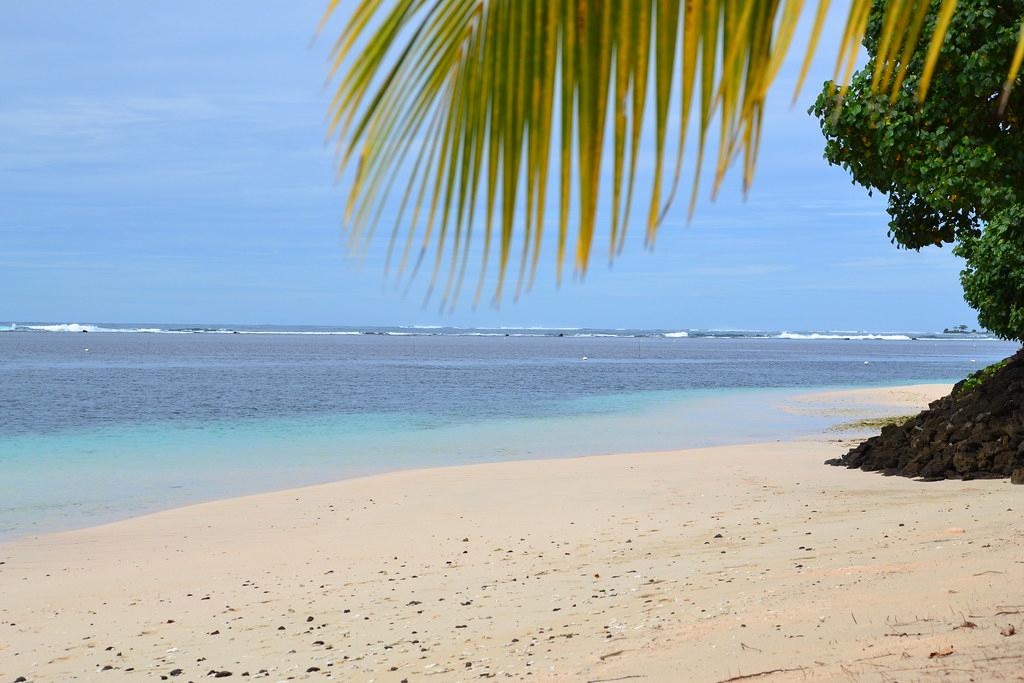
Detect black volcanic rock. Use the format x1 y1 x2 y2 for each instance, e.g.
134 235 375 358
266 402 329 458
828 348 1024 482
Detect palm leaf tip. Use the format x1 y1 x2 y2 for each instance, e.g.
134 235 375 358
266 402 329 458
321 0 1024 306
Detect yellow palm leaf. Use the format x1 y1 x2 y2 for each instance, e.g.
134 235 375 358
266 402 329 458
321 0 1024 306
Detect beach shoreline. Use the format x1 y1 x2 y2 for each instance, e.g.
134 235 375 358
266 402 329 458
2 383 1021 681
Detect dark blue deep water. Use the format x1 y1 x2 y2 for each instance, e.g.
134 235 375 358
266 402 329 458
0 324 1017 539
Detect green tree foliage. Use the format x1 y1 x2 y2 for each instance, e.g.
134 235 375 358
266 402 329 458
813 0 1024 341
959 206 1024 338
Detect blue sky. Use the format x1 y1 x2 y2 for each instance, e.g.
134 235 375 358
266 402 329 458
0 1 979 331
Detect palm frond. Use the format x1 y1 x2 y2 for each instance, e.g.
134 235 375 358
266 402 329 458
322 0 1024 307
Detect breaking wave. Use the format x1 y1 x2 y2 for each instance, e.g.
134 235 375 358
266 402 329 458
0 323 998 341
775 332 913 341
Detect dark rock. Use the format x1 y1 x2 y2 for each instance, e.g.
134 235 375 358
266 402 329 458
831 348 1024 481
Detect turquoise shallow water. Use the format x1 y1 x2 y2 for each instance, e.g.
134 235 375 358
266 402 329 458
1 328 1017 539
1 387 835 538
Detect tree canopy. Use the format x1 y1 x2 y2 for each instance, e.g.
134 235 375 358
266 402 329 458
813 0 1024 341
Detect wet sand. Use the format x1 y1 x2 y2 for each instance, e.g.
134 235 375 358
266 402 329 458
1 384 1021 682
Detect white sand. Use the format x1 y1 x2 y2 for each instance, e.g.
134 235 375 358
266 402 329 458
1 384 1021 682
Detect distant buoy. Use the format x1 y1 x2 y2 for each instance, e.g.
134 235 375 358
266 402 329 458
84 348 90 352
863 361 869 365
581 356 588 361
970 359 977 363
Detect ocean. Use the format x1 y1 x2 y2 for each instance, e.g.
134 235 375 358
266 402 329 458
0 323 1017 540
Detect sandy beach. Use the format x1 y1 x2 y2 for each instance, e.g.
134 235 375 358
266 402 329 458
1 384 1021 682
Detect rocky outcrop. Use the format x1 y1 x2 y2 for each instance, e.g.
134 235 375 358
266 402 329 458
828 348 1024 482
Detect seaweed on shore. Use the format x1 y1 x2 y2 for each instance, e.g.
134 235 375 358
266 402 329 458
828 415 913 432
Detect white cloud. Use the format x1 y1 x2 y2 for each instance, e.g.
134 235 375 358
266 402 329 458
688 264 791 277
0 96 224 138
